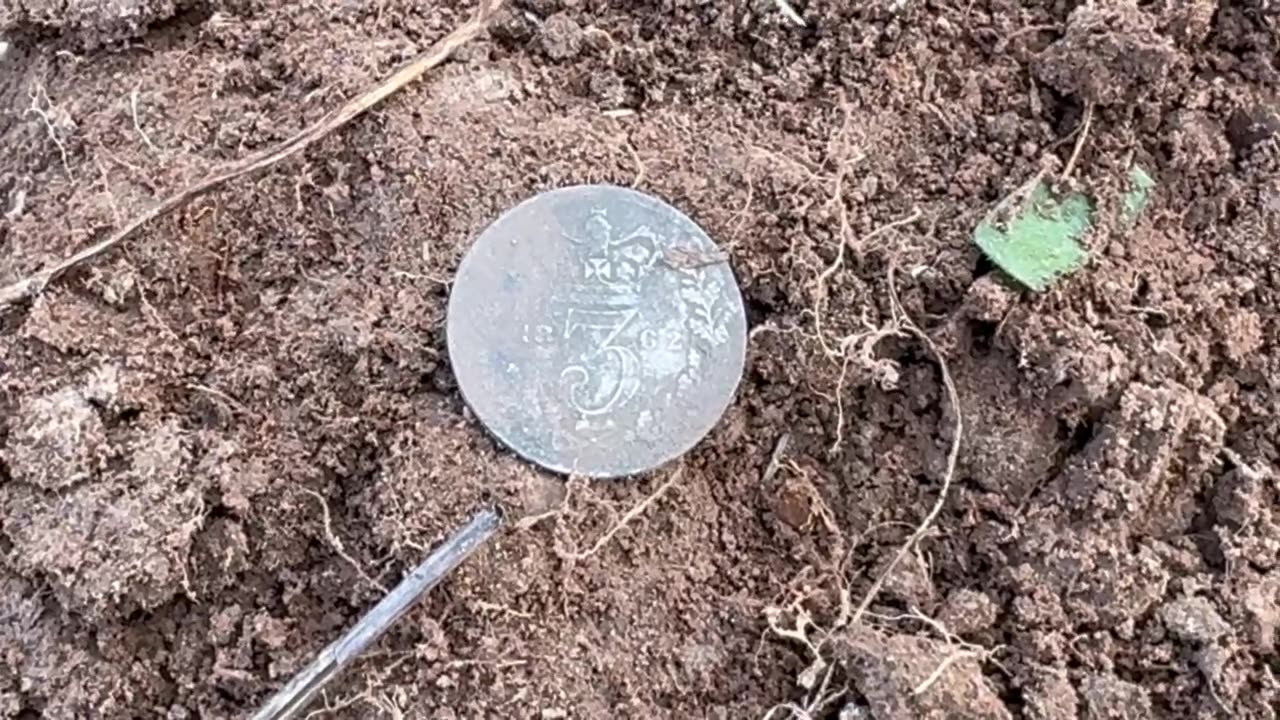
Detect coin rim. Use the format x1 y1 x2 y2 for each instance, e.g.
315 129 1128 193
446 183 747 479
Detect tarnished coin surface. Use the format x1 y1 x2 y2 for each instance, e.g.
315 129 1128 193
446 185 747 478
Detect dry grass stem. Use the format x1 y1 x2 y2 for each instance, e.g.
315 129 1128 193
184 382 249 415
761 433 792 485
0 0 505 308
625 138 646 188
985 166 1049 226
1221 447 1274 483
1061 102 1094 183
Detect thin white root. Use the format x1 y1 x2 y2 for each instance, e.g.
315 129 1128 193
851 207 924 254
131 89 159 154
299 487 388 594
911 649 976 696
761 262 966 716
773 0 807 26
26 84 70 173
560 467 683 561
843 263 962 627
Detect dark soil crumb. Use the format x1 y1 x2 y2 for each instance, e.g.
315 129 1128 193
1035 2 1182 106
938 588 997 637
0 0 184 48
1024 669 1080 720
539 12 583 61
833 625 1009 720
1080 674 1154 720
1 0 1279 717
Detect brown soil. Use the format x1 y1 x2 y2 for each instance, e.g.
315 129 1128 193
1 0 1278 718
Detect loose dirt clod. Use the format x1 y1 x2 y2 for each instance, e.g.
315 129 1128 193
1079 674 1153 720
1 0 181 48
831 625 1008 720
2 385 107 489
1 416 203 619
1035 2 1180 106
1161 596 1231 644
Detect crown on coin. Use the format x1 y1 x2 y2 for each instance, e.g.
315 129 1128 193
565 210 658 303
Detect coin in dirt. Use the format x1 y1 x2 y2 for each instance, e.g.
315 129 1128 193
446 184 748 479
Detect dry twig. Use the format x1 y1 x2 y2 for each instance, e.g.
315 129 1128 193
761 433 792 486
0 0 505 308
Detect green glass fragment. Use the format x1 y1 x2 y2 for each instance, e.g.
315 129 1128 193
973 182 1092 292
1123 165 1156 224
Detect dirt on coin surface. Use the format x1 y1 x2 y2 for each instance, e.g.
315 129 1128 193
1 0 1278 718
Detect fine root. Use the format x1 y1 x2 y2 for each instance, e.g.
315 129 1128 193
761 260 965 716
865 607 1005 697
26 83 71 174
557 467 684 561
299 487 388 594
808 103 867 357
130 89 160 154
839 264 962 629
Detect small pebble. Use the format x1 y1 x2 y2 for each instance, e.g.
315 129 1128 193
1161 596 1231 644
940 588 999 635
540 13 583 61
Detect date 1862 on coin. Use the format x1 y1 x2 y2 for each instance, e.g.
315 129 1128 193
446 185 747 478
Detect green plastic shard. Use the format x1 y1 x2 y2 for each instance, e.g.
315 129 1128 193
974 182 1092 292
1123 164 1156 224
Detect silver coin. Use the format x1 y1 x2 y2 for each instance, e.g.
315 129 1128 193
446 185 747 479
